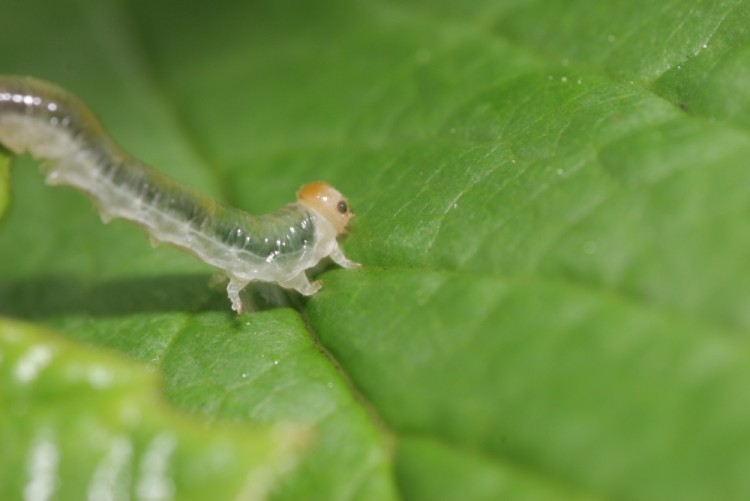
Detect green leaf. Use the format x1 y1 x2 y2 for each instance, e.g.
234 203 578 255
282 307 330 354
0 317 310 499
2 0 750 499
0 153 8 218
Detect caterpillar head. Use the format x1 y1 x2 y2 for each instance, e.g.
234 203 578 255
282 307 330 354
297 181 354 235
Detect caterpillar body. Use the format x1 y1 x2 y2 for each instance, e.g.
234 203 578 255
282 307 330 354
0 76 360 313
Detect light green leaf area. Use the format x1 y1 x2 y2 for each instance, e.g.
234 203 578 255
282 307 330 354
1 0 750 499
0 317 310 500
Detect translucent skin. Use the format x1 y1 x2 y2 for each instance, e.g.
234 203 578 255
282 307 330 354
0 75 360 313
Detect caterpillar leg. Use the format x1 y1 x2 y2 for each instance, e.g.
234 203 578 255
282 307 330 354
280 272 322 296
329 244 361 269
226 278 249 313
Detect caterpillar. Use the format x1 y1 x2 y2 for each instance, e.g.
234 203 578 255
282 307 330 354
0 76 360 313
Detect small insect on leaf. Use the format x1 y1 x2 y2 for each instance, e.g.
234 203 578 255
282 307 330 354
0 76 361 313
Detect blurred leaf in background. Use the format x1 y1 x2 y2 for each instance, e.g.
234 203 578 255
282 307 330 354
0 318 310 500
1 0 750 499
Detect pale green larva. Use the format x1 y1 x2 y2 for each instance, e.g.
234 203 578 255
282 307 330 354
0 76 360 313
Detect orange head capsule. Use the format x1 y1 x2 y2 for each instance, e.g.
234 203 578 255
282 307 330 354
297 181 354 235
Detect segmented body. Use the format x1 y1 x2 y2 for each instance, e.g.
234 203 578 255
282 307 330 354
0 76 359 312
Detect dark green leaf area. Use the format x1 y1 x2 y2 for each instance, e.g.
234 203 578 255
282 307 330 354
158 310 397 500
310 269 750 500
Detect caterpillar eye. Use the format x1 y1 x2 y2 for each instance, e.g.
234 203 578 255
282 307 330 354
337 200 348 214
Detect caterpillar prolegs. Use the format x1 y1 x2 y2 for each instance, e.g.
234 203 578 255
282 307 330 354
0 76 360 313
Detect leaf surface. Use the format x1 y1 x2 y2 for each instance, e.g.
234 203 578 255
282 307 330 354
0 317 310 499
1 0 750 499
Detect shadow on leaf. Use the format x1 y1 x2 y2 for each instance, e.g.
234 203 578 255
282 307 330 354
0 274 299 318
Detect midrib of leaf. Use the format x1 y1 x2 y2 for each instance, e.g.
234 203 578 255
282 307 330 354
296 305 397 443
